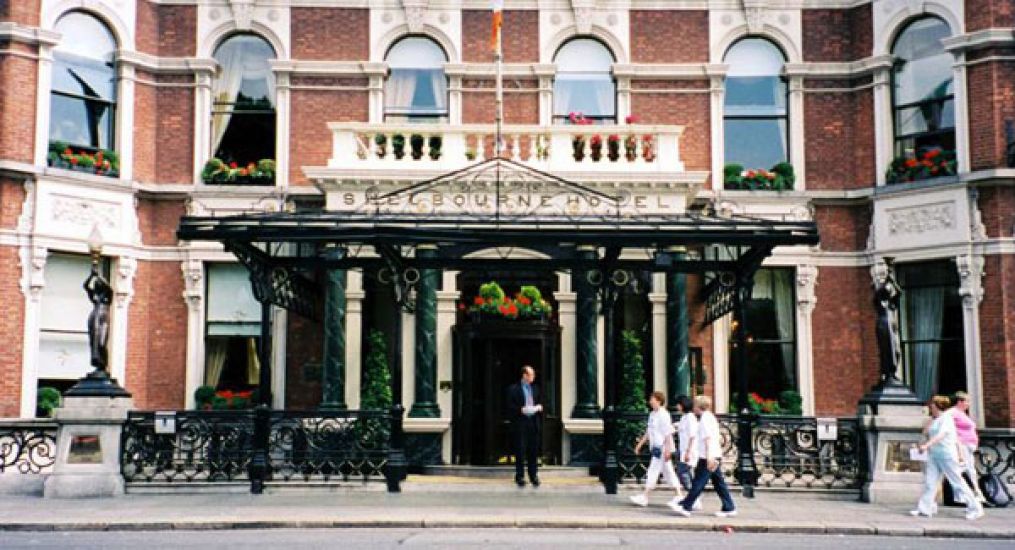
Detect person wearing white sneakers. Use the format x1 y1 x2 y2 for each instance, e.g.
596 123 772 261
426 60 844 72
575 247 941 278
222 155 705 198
671 395 736 518
629 391 682 509
674 395 702 511
911 395 984 521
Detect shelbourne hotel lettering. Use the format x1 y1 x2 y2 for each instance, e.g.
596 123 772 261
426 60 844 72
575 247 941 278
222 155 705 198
337 191 678 214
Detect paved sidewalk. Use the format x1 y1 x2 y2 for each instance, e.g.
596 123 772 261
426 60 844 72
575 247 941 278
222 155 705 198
1 484 1013 539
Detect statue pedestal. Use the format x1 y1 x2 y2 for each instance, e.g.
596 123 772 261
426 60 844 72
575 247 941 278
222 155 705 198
859 401 927 504
44 396 133 499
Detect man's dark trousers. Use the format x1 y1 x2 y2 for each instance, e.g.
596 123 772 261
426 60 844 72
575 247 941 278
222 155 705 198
679 458 735 512
513 415 539 482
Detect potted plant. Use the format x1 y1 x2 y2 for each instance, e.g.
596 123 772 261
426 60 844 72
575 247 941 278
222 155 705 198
465 146 477 161
624 134 638 162
886 148 956 184
374 133 388 158
392 134 406 159
194 385 217 410
535 135 550 161
36 386 61 417
569 112 592 161
641 135 655 162
428 135 442 160
589 134 603 162
607 134 621 162
410 133 425 160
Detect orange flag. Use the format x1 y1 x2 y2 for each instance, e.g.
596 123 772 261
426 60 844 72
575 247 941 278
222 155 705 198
491 0 503 52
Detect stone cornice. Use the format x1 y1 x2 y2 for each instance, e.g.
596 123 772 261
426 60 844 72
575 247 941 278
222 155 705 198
144 0 876 10
943 28 1015 54
785 54 893 79
0 22 59 46
613 63 727 80
270 60 387 76
117 51 217 74
444 63 556 78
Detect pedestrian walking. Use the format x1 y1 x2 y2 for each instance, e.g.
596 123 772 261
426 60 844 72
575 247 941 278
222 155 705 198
951 391 986 503
629 391 682 508
672 395 736 517
674 395 702 510
911 395 984 520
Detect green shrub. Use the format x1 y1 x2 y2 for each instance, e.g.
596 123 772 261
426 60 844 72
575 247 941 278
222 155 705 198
617 330 648 452
37 387 61 417
194 385 217 407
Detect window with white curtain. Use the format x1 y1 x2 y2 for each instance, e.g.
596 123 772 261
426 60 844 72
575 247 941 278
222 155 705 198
49 12 117 151
212 34 276 166
728 268 797 405
204 263 262 391
891 17 954 159
384 36 449 122
723 38 788 170
897 261 965 401
552 38 616 124
38 254 110 380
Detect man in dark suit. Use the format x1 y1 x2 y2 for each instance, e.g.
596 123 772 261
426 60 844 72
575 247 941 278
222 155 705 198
507 365 542 487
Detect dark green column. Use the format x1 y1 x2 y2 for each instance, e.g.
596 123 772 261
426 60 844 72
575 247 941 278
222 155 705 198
321 269 347 409
666 247 690 409
573 246 600 418
410 245 440 417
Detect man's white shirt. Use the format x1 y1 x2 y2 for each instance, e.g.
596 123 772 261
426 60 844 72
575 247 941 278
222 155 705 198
677 412 699 464
697 411 723 460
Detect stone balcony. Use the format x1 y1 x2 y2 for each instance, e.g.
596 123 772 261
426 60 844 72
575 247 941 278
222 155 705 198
305 122 710 217
307 122 706 186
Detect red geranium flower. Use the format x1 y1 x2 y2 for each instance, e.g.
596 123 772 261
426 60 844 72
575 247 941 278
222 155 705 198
625 115 639 124
229 162 238 169
925 149 940 159
474 296 484 305
458 303 466 311
904 158 919 168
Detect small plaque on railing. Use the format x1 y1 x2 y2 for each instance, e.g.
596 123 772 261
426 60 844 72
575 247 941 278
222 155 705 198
154 411 176 434
68 434 102 464
817 418 838 441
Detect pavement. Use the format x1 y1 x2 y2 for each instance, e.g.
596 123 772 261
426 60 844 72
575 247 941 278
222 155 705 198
1 478 1014 539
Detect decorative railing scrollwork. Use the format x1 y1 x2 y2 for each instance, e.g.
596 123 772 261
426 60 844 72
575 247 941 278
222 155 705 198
977 429 1015 490
0 421 58 475
121 411 256 483
121 409 392 486
615 412 862 491
268 410 390 482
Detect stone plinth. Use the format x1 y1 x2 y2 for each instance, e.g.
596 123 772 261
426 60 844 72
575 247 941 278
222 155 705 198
859 402 928 504
43 396 133 499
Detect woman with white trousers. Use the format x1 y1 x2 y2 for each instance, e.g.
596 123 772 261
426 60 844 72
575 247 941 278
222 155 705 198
629 391 682 508
911 395 984 521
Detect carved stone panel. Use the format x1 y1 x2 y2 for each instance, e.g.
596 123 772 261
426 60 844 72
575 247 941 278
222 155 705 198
872 187 971 252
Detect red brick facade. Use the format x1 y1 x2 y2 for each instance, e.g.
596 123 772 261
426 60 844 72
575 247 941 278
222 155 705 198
630 11 709 63
1 1 1014 429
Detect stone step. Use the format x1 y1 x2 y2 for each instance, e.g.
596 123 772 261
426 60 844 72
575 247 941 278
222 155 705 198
420 465 594 479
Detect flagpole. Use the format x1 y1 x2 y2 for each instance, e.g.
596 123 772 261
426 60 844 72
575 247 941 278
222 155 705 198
494 18 504 158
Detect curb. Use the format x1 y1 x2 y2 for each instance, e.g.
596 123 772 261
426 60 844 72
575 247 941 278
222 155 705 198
1 519 1014 538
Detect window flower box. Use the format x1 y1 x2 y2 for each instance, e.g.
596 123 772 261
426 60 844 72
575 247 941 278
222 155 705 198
724 162 795 191
202 158 275 185
47 141 119 178
885 149 956 185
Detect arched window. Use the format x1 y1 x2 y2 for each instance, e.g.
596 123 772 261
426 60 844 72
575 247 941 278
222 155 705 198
49 12 117 151
891 17 954 158
553 38 616 124
212 34 276 169
384 37 448 122
723 38 788 170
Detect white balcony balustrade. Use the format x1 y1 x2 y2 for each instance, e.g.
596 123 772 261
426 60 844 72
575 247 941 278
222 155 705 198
326 123 686 177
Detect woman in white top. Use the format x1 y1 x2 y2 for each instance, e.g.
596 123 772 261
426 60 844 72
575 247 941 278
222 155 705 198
911 395 984 520
629 391 682 508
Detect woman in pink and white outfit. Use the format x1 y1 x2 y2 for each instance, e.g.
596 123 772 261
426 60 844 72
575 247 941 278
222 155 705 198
951 391 986 503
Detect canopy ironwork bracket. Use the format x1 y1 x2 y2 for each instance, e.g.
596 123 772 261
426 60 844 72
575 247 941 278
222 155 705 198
227 240 322 321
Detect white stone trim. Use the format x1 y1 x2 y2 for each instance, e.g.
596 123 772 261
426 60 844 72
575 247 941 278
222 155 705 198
181 258 204 409
33 43 54 170
956 253 985 426
42 0 136 51
345 269 364 409
108 255 136 386
795 264 818 416
712 314 730 413
18 245 47 418
649 273 667 395
272 307 287 408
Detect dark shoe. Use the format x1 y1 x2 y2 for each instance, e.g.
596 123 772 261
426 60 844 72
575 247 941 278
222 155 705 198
516 478 526 488
530 477 540 487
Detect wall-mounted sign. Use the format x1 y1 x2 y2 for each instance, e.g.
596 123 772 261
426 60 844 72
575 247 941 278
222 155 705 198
67 434 102 464
155 411 177 434
816 418 838 441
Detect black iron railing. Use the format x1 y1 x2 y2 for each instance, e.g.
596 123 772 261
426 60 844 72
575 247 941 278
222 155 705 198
121 409 395 490
0 420 58 474
977 429 1015 488
615 412 862 490
121 410 256 483
268 410 389 482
